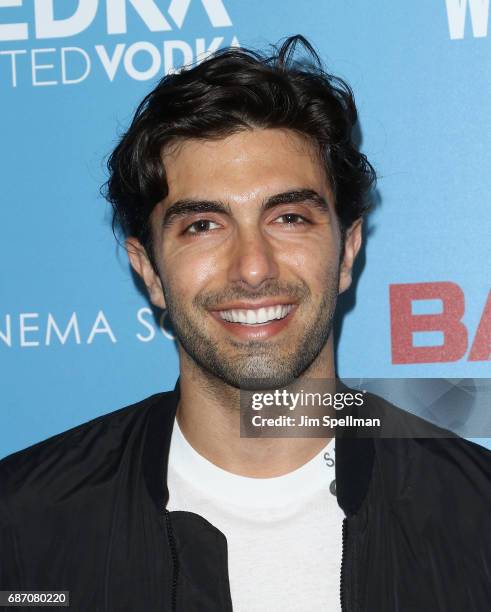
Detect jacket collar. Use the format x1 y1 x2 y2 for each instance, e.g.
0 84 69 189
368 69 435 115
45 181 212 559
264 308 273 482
143 379 180 511
142 378 375 517
335 433 375 516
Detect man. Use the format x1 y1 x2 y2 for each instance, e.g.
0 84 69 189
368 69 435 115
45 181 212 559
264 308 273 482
1 36 490 612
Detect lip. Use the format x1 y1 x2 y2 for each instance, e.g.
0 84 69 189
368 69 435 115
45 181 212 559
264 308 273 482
209 302 298 341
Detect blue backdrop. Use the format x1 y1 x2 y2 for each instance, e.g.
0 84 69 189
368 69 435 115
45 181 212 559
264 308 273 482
1 0 490 458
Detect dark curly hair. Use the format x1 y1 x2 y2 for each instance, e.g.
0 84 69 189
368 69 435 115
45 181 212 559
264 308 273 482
104 35 375 268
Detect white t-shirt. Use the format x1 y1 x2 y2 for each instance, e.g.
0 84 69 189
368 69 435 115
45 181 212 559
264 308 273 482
167 421 344 612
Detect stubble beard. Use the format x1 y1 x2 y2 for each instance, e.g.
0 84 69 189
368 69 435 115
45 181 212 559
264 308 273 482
162 271 339 390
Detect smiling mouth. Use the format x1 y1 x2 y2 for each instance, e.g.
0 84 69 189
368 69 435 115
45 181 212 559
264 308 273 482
216 304 294 325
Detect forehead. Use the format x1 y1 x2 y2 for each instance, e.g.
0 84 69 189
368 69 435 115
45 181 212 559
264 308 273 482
160 128 331 205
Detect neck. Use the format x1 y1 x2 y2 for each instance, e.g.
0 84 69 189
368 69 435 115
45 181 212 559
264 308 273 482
176 337 336 478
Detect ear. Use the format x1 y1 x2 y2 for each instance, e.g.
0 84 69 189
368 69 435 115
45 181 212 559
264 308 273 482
338 219 363 294
126 237 166 309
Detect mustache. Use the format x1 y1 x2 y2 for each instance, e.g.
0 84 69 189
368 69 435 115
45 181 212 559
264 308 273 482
195 280 311 310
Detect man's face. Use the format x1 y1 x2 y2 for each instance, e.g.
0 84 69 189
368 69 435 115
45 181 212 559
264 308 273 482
128 128 361 389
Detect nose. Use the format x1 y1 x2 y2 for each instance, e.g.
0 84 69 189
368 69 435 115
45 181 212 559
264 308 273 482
227 227 280 289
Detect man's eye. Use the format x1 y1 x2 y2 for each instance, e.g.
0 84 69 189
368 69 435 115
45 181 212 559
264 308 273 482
184 219 220 234
274 213 309 225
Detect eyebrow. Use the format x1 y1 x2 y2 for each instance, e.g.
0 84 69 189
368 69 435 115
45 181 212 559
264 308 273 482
161 189 330 229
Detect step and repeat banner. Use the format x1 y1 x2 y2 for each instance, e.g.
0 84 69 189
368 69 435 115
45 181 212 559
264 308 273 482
1 1 490 457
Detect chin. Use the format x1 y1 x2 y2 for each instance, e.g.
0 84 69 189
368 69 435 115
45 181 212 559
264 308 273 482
209 356 304 392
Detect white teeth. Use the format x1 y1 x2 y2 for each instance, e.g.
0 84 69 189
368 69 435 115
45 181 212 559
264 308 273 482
257 308 268 324
218 304 293 325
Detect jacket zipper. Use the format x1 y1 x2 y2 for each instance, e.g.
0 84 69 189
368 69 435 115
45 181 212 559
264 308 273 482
340 517 347 612
164 509 179 611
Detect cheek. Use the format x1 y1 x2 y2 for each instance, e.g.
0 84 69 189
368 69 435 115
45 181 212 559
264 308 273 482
277 235 340 283
162 245 224 299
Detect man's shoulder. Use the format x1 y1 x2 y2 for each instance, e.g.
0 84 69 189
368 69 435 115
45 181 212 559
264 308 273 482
366 391 491 502
0 391 175 509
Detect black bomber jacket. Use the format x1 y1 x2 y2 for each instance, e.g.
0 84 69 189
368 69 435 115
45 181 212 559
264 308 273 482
1 380 491 611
